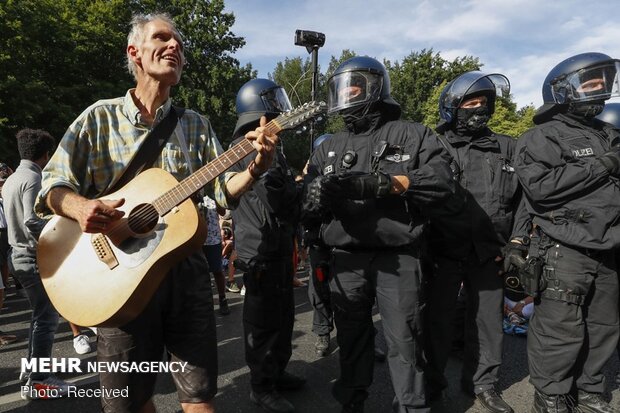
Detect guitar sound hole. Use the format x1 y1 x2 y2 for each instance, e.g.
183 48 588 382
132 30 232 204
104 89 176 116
128 203 159 234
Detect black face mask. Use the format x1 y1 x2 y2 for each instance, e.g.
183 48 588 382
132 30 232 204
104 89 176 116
342 103 382 133
455 106 490 135
568 99 606 118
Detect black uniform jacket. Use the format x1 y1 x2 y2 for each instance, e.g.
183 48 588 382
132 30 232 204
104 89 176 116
515 113 620 250
305 119 457 251
229 137 301 264
429 129 525 262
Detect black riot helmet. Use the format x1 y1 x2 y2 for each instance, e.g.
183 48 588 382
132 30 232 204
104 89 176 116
233 78 292 138
596 102 620 128
327 56 401 120
534 52 620 124
437 71 510 130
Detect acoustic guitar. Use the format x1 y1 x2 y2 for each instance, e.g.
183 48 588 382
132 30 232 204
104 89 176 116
37 102 326 327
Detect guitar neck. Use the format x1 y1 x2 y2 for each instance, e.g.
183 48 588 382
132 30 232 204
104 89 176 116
151 121 282 216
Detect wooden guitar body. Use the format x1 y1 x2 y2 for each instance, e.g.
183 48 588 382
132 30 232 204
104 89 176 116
37 168 206 327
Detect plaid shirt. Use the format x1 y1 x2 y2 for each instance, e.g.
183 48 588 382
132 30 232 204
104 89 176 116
35 89 235 216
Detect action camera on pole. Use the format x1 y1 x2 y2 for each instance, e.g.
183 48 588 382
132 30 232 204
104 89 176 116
294 29 326 151
294 30 325 52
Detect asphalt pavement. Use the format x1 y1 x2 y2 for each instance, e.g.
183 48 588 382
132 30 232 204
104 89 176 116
0 267 619 413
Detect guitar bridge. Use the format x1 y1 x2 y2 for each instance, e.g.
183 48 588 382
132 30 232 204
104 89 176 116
91 234 119 269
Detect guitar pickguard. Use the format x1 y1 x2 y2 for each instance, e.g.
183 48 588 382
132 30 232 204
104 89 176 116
109 218 167 269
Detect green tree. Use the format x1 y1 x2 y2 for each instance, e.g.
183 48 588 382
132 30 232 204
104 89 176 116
0 0 132 165
0 0 253 164
271 56 315 107
270 56 315 172
514 105 536 136
421 80 447 129
387 49 481 123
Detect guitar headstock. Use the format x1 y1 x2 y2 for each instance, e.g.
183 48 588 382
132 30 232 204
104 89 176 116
271 101 327 133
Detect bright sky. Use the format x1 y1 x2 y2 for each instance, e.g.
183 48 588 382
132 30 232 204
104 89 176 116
224 0 620 110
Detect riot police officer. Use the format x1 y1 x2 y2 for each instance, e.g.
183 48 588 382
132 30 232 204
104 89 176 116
305 133 335 358
424 71 523 413
229 78 305 413
303 56 457 413
596 102 620 389
515 53 620 413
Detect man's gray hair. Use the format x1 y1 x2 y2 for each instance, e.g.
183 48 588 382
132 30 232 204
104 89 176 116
126 12 180 81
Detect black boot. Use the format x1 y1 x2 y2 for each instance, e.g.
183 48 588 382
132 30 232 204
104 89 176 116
476 389 514 413
531 389 570 413
577 390 614 413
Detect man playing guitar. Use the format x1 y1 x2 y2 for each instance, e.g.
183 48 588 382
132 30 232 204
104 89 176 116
34 12 278 413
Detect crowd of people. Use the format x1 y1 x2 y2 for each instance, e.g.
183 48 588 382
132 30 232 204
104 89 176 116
1 10 620 413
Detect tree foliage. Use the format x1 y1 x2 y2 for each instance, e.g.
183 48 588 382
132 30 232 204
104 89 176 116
270 56 317 172
488 97 535 138
387 49 481 123
0 0 132 166
1 1 537 171
0 0 251 165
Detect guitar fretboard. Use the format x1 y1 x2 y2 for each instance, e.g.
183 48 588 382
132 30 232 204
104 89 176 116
151 120 282 215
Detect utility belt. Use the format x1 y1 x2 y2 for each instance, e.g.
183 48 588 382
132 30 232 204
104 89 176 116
518 229 585 305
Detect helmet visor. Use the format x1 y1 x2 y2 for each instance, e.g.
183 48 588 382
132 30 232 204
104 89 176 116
552 61 620 103
328 71 383 114
486 74 511 99
260 86 292 113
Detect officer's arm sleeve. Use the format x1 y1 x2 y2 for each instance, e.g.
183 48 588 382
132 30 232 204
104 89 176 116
252 159 301 218
404 126 456 205
515 132 610 210
509 192 531 240
301 152 325 226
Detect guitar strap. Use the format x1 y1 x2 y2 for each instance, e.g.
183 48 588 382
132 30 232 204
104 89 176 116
105 106 186 195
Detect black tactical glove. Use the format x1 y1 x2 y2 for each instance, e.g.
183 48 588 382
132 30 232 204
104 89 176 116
501 240 528 273
337 172 392 200
303 175 342 215
598 146 620 177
